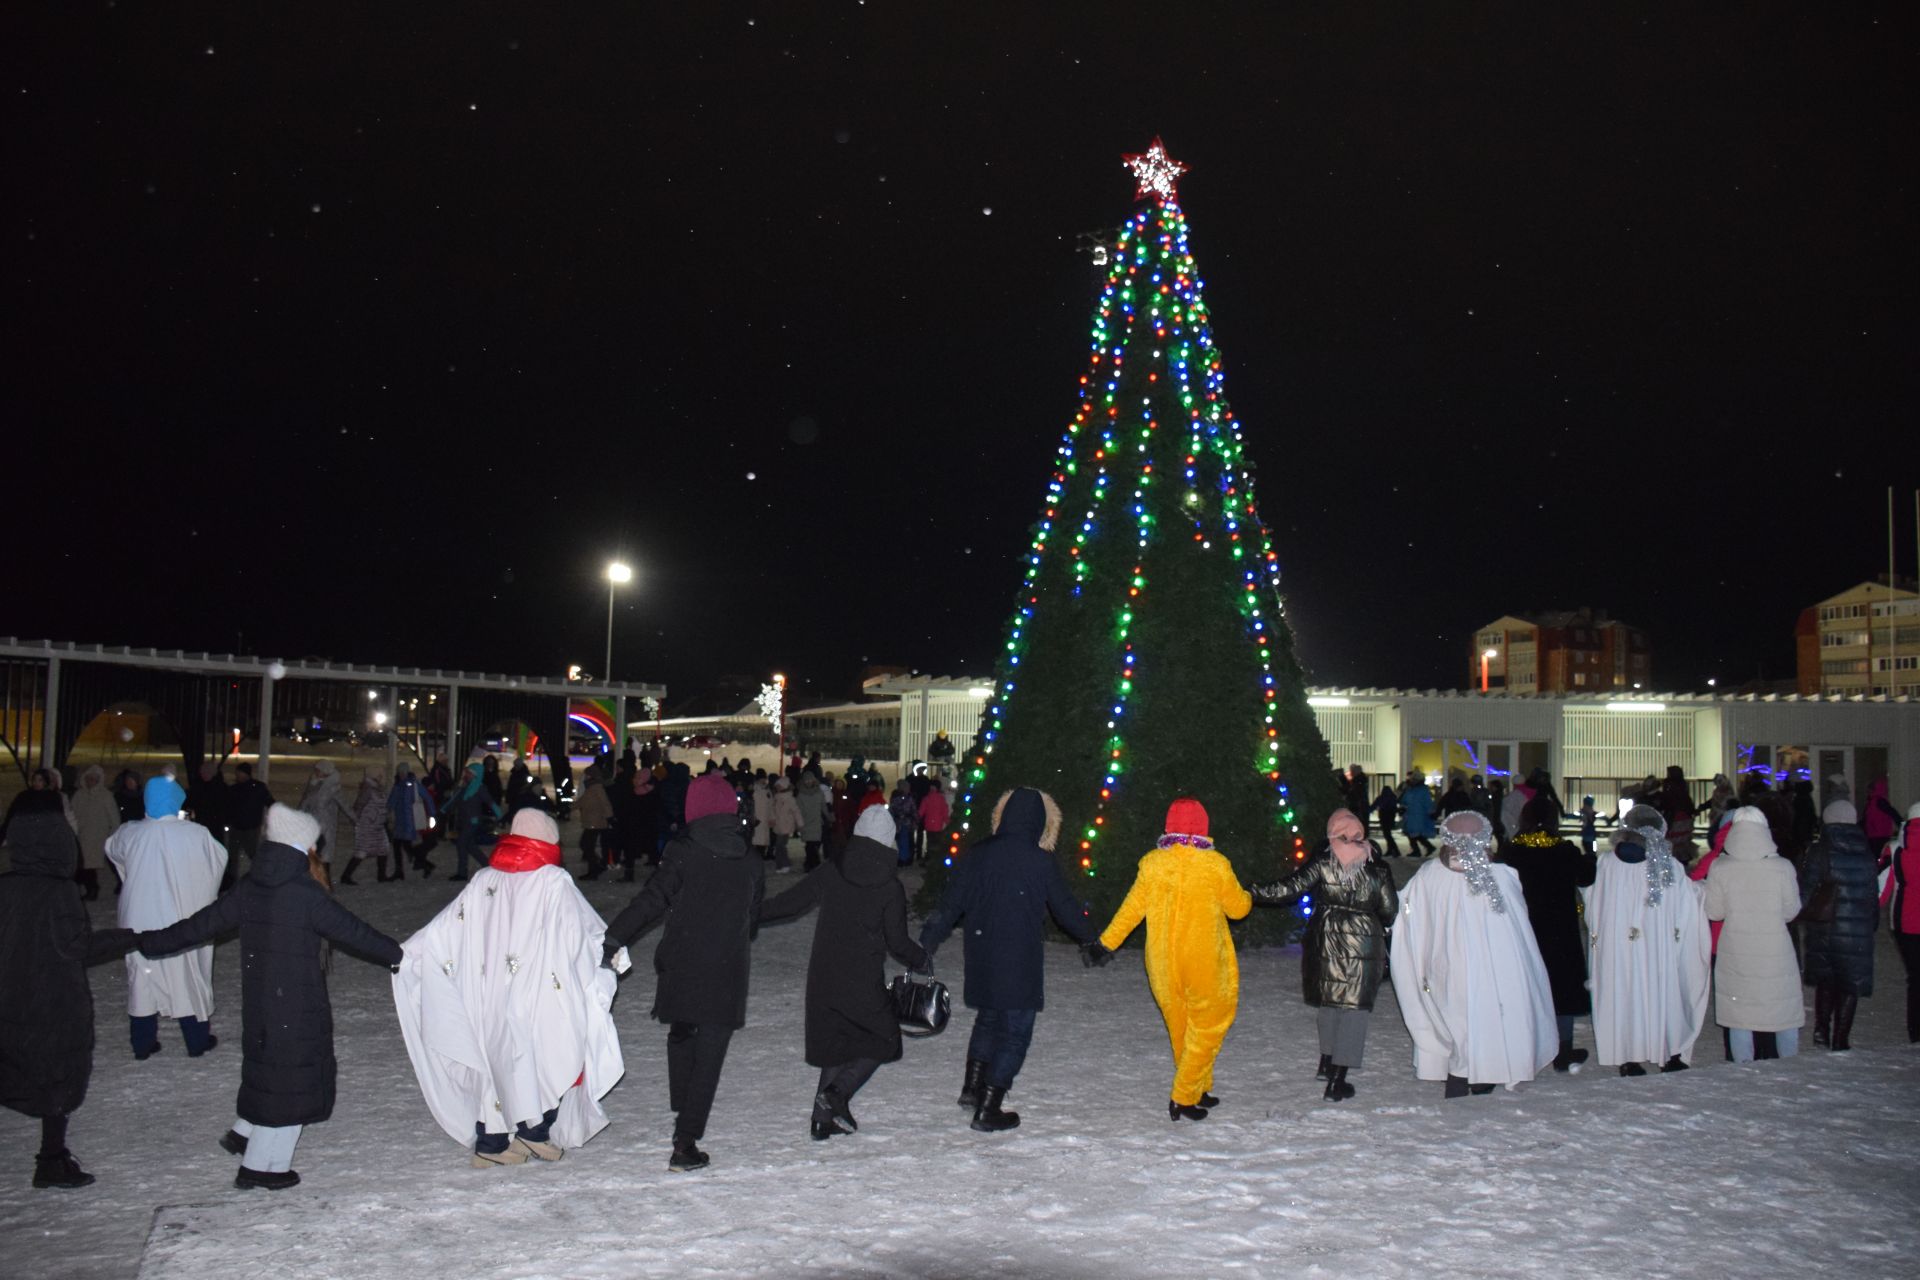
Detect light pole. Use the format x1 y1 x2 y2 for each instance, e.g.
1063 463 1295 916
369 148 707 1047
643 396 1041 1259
605 561 633 684
1481 648 1497 693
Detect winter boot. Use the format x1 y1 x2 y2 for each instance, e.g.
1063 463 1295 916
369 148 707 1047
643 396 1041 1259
668 1137 710 1172
1660 1055 1690 1073
375 857 392 883
1198 1092 1220 1108
814 1087 858 1133
810 1118 850 1141
1468 1083 1496 1095
234 1167 301 1191
470 1138 531 1169
957 1058 989 1109
1812 984 1832 1048
218 1129 248 1157
1619 1062 1648 1077
338 858 362 886
391 851 405 881
1832 994 1859 1051
1168 1099 1210 1121
32 1151 95 1190
970 1086 1020 1133
1552 1041 1589 1073
1444 1075 1470 1099
1315 1053 1333 1081
1324 1066 1356 1102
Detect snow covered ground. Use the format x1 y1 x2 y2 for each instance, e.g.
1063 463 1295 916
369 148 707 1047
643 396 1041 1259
2 864 1915 1279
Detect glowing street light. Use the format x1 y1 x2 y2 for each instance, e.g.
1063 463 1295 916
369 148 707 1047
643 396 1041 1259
604 561 635 684
1481 647 1498 694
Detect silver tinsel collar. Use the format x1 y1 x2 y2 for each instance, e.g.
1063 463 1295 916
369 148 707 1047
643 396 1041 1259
1621 822 1677 907
1439 811 1505 914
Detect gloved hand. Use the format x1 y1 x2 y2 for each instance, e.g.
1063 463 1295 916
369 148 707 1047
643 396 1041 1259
1081 941 1114 969
913 952 935 978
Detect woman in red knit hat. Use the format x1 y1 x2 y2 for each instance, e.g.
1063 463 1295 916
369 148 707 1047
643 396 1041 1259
1087 796 1252 1121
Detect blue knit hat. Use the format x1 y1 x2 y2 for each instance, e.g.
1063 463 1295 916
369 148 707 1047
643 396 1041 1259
144 774 186 818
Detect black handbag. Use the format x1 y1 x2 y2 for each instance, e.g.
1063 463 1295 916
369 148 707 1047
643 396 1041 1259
1794 845 1838 926
888 972 951 1038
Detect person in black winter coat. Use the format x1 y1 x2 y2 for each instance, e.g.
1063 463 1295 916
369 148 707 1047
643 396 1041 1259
614 768 663 879
1500 797 1597 1071
225 763 274 873
1800 801 1878 1051
602 772 766 1172
0 792 136 1189
918 787 1098 1133
1373 785 1401 857
134 805 403 1191
758 805 929 1140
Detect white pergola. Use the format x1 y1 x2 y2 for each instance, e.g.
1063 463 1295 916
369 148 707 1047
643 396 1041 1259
0 636 664 783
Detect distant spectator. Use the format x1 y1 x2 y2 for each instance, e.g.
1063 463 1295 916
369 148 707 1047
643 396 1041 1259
918 780 951 864
71 766 120 903
1863 776 1901 859
227 763 274 874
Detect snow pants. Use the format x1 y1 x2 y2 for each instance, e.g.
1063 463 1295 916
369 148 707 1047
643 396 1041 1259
1729 1028 1799 1061
130 1013 212 1056
667 1022 733 1142
967 1008 1037 1090
234 1119 301 1173
1156 983 1236 1107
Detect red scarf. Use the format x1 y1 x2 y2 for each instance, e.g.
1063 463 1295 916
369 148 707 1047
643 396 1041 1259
488 834 561 873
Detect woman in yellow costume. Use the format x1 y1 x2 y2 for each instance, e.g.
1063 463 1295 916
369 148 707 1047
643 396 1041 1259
1088 797 1251 1121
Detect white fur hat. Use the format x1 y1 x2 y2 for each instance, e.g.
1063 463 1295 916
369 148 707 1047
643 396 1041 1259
265 803 322 851
509 807 560 844
854 805 897 843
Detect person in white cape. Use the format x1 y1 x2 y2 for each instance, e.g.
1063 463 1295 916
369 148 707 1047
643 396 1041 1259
1584 803 1711 1075
392 808 627 1168
105 774 228 1059
1390 809 1558 1098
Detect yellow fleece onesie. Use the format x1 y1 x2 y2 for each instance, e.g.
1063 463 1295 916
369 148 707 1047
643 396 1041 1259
1099 840 1253 1106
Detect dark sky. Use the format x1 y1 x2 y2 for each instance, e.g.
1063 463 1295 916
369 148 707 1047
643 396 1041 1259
8 4 1915 702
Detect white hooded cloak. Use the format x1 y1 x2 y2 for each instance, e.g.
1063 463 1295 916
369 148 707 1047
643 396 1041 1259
1390 857 1558 1085
392 837 628 1150
107 779 228 1021
1584 844 1711 1066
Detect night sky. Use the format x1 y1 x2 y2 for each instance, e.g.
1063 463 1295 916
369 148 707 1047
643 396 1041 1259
9 5 1916 703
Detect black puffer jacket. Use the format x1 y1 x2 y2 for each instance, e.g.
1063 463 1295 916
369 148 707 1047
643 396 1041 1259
919 789 1098 1012
605 812 766 1029
1501 836 1597 1016
1254 854 1398 1011
759 834 927 1067
0 800 134 1118
137 841 402 1127
1799 822 1877 995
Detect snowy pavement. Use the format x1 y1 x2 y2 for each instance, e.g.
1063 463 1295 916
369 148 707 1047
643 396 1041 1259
2 865 1915 1279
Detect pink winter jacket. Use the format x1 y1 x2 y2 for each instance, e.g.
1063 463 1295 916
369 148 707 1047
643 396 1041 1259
1691 821 1733 953
1879 814 1920 935
1864 778 1899 842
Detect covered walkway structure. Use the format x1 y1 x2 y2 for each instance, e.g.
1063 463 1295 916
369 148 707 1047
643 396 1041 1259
0 636 664 787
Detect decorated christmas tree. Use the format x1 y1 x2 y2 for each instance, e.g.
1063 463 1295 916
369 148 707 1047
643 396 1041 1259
932 140 1337 942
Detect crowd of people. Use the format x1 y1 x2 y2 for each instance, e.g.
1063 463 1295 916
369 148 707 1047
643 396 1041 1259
0 747 1911 1196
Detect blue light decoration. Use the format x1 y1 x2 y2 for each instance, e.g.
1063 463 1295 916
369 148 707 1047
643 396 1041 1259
950 138 1308 874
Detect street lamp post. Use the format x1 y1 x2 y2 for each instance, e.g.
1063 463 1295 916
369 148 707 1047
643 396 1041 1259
605 561 633 684
1481 648 1498 693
